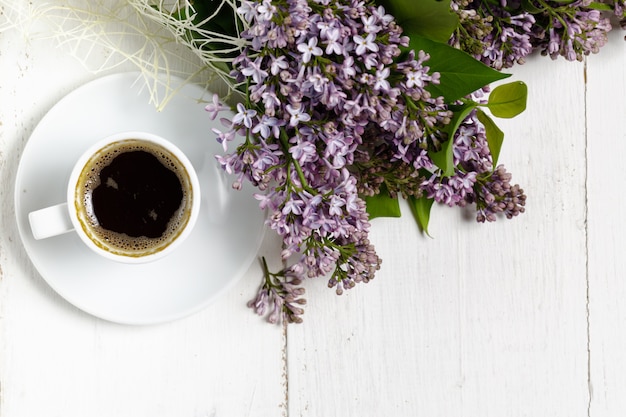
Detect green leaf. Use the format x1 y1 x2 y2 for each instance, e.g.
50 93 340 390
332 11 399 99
428 144 454 178
408 195 435 236
587 1 614 11
407 35 511 102
428 102 476 176
485 81 528 118
476 109 505 166
364 184 401 219
376 0 459 43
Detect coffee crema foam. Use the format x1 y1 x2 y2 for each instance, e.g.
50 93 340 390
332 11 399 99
74 139 193 258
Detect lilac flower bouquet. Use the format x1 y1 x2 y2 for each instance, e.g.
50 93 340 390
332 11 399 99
193 0 527 323
143 0 622 324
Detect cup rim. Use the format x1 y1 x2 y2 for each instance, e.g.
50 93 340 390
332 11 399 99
66 131 201 264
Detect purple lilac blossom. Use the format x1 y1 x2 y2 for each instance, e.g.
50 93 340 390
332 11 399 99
420 110 525 220
450 0 615 67
209 0 525 323
450 0 536 69
534 3 613 61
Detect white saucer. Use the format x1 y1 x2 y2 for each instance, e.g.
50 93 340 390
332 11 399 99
14 73 266 325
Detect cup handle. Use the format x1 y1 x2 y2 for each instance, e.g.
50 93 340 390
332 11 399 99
28 203 74 240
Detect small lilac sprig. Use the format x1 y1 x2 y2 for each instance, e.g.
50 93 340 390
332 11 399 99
473 165 527 222
450 0 536 69
421 109 526 221
450 0 615 68
534 0 613 61
248 258 307 324
450 0 538 69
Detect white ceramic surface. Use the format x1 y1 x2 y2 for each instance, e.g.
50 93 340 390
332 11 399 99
14 72 266 325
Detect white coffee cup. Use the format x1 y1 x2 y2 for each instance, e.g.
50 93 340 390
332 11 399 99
28 131 201 264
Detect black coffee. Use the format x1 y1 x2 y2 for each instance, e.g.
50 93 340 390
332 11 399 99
92 150 183 238
75 139 192 257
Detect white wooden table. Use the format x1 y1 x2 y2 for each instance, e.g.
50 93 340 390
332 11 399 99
1 3 625 416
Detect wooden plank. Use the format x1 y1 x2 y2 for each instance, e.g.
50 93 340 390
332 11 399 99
587 28 626 417
0 234 287 417
0 4 286 416
287 54 590 416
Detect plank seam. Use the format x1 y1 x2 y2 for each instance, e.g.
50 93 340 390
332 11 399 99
583 58 592 417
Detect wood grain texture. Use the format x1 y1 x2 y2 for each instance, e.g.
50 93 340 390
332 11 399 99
587 28 626 417
287 55 590 417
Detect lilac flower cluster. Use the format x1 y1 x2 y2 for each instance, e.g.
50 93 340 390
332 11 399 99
450 0 536 69
421 110 526 221
248 259 307 324
534 0 613 61
451 0 617 68
210 0 525 323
